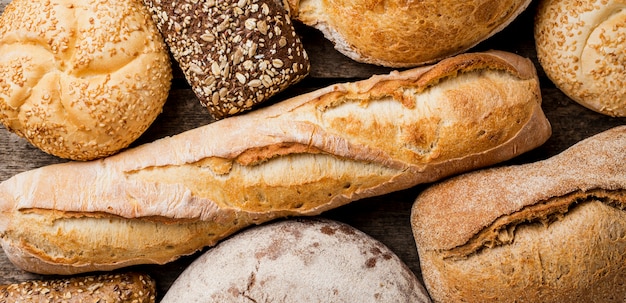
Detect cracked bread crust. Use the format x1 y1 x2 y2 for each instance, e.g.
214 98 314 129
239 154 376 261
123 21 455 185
143 0 310 120
411 126 626 302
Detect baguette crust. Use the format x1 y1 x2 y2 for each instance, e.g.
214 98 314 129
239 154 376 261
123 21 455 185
0 51 550 274
411 126 626 302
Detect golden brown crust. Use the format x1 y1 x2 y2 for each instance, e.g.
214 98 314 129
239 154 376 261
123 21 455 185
411 126 626 302
0 272 156 303
0 51 550 275
289 0 532 67
0 0 172 160
535 0 626 117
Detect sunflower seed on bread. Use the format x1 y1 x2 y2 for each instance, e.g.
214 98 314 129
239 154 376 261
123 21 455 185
143 0 310 119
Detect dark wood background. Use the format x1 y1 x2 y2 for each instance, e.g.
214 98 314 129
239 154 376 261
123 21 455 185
0 0 624 300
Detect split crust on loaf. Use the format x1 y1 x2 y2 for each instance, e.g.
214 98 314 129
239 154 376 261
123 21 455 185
411 126 626 302
0 51 550 274
287 0 532 67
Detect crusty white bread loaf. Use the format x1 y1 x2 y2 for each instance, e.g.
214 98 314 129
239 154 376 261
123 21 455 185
142 0 310 120
0 51 550 275
0 272 156 302
0 0 172 160
286 0 532 67
411 125 626 303
534 0 626 117
162 219 431 302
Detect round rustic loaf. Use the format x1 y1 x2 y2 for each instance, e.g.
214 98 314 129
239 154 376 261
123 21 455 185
535 0 626 117
287 0 532 67
0 0 172 160
162 219 431 302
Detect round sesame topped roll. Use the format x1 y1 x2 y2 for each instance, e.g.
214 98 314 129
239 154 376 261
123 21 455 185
143 0 311 120
535 0 626 117
0 0 172 161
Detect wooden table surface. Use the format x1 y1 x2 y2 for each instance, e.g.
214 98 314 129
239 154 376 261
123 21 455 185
0 0 625 301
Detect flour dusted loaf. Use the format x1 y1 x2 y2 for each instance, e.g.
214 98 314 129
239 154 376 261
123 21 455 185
411 126 626 303
287 0 532 67
0 272 156 303
535 0 626 117
0 0 172 160
142 0 310 120
161 219 431 303
0 51 550 275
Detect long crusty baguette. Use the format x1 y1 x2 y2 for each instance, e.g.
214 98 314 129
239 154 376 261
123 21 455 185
0 272 156 303
411 126 626 302
0 51 551 275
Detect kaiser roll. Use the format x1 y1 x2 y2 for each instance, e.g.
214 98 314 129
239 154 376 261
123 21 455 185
0 0 172 160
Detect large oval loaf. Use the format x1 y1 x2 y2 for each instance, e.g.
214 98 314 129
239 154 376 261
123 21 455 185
411 126 626 302
287 0 532 67
0 51 550 274
162 219 431 303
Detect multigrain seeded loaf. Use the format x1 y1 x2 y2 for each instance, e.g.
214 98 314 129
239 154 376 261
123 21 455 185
0 0 172 160
0 51 550 275
534 0 626 117
411 126 626 303
161 219 431 303
286 0 532 67
0 272 156 303
142 0 310 120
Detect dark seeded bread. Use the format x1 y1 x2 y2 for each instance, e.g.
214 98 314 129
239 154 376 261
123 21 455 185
143 0 310 119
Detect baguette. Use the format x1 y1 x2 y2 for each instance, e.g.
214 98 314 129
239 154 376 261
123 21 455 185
0 272 156 303
411 126 626 302
0 51 551 275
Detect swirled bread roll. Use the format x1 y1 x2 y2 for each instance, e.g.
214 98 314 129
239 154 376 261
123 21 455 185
0 51 550 275
162 219 431 303
286 0 532 67
535 0 626 117
411 126 626 303
0 0 172 160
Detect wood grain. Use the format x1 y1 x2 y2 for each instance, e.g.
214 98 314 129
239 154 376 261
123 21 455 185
0 0 624 301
